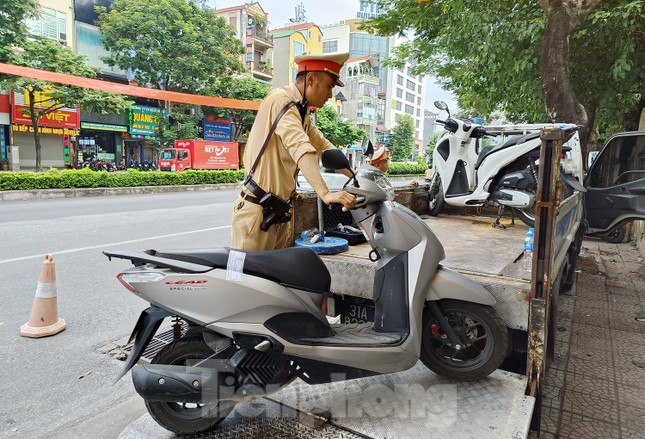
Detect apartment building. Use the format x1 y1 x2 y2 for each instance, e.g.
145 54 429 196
322 15 425 154
215 2 273 85
270 22 324 88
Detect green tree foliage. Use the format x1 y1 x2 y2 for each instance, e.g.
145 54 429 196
367 0 644 156
0 0 38 62
389 115 415 162
1 39 131 171
425 132 440 167
315 105 365 147
97 0 244 93
207 77 270 141
98 0 246 148
164 105 202 145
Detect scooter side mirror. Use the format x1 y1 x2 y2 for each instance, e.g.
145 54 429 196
321 149 358 188
434 100 449 111
322 148 351 171
361 137 374 158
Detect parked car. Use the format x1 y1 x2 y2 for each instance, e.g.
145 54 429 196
297 168 349 191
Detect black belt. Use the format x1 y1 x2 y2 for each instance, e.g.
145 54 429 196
240 191 261 205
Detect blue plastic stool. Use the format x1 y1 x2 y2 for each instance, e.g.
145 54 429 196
294 236 349 254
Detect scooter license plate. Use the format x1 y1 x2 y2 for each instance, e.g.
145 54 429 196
336 298 375 324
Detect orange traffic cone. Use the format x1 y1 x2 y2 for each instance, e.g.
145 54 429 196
20 254 66 338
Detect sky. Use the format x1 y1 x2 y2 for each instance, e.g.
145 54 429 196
210 0 457 112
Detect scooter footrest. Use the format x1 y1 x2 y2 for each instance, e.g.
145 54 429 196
296 323 404 346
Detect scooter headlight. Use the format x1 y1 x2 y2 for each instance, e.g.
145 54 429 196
357 166 395 201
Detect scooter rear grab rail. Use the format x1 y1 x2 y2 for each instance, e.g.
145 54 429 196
103 250 212 273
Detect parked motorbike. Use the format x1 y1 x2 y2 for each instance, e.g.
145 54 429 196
78 157 117 172
428 101 579 227
104 148 509 435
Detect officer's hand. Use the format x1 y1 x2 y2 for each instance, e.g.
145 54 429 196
322 191 357 210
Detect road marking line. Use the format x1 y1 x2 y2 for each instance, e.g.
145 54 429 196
0 225 231 265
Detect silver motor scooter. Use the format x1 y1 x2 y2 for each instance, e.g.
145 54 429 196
105 149 509 435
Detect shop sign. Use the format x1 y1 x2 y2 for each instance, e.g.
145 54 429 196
80 111 128 126
97 153 115 161
0 129 5 159
81 122 128 132
204 116 231 141
128 105 165 136
11 91 80 129
12 124 80 136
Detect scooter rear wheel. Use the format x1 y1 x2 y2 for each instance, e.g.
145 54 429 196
144 334 236 435
514 207 536 228
420 300 508 381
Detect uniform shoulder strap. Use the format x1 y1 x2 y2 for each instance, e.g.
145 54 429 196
248 101 297 176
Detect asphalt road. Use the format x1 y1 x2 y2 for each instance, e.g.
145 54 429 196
0 189 238 439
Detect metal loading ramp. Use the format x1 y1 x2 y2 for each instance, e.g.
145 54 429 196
119 363 535 439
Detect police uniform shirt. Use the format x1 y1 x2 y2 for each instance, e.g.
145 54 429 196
242 82 335 200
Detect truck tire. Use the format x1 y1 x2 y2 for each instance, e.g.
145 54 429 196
420 300 509 381
604 225 627 243
561 225 585 292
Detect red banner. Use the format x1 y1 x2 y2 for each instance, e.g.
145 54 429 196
12 105 80 129
11 91 80 129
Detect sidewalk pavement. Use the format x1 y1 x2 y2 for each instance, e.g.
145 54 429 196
537 237 645 438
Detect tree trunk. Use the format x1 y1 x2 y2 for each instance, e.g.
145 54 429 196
28 91 42 172
539 0 602 155
623 97 645 131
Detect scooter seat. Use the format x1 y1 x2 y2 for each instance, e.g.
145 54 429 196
474 132 540 170
154 247 331 294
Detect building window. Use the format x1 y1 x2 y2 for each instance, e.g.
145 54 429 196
396 88 403 98
405 104 414 114
396 75 403 86
395 100 402 110
406 79 415 90
293 41 305 56
418 84 423 94
416 108 421 117
323 40 338 53
416 120 420 128
26 7 67 43
406 92 414 103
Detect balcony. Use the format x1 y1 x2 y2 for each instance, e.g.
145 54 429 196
247 27 273 48
250 61 273 80
356 74 379 85
358 95 380 106
355 116 378 126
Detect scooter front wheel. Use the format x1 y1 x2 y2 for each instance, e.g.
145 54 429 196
420 300 508 381
144 334 236 435
428 176 445 216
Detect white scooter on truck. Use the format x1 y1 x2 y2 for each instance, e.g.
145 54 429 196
105 148 509 435
428 101 580 227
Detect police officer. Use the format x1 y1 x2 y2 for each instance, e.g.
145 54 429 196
231 52 357 251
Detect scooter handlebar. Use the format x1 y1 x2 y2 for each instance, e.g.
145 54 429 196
342 196 366 212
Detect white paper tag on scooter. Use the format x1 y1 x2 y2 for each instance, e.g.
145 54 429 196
226 250 246 282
